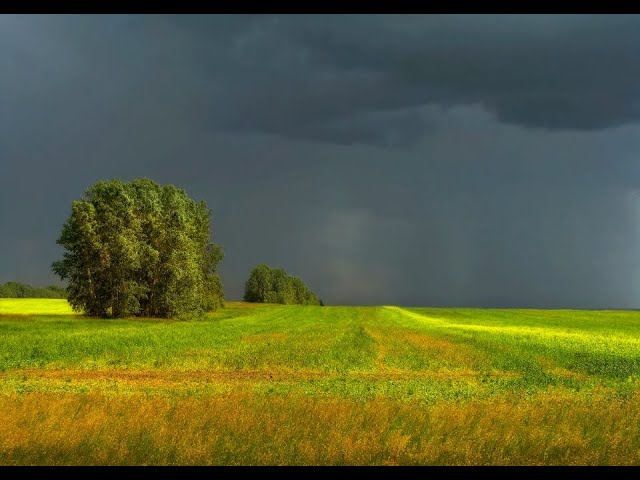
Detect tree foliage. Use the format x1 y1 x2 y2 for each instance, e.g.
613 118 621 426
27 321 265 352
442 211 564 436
52 179 224 318
243 264 321 305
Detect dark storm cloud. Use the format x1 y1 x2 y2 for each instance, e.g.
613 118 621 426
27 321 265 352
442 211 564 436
281 14 640 132
5 14 639 145
10 14 636 146
2 14 640 307
182 13 640 141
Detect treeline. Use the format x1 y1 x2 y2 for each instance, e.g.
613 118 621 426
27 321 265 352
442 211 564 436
0 282 67 299
47 178 321 319
244 264 322 306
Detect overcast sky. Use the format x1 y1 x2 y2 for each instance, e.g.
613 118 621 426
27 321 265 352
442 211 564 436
2 14 640 307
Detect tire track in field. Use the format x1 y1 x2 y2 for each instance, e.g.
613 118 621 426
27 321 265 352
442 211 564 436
0 367 521 387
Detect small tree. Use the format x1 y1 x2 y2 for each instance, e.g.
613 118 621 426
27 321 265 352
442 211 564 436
243 264 320 306
52 178 224 318
243 264 273 303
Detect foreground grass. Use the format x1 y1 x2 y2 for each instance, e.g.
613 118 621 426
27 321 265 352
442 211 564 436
1 299 640 465
2 389 639 465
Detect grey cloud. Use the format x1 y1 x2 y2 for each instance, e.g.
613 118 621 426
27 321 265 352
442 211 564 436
5 14 639 148
216 14 640 141
2 15 640 308
284 14 640 133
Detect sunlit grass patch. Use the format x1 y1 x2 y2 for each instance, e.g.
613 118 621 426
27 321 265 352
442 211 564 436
0 298 76 316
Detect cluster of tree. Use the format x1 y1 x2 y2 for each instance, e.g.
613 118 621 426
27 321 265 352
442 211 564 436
52 179 224 319
0 282 67 299
243 264 322 306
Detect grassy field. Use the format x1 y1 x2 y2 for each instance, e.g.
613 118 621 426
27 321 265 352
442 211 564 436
1 298 640 465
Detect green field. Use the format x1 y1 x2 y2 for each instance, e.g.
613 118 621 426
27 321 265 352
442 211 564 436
2 298 640 465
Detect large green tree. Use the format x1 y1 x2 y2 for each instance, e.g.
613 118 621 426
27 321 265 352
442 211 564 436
243 264 320 306
52 179 224 318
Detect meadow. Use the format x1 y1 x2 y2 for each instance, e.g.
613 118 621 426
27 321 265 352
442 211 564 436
1 298 640 465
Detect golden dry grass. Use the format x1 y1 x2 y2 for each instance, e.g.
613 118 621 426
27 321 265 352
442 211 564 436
1 389 640 465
